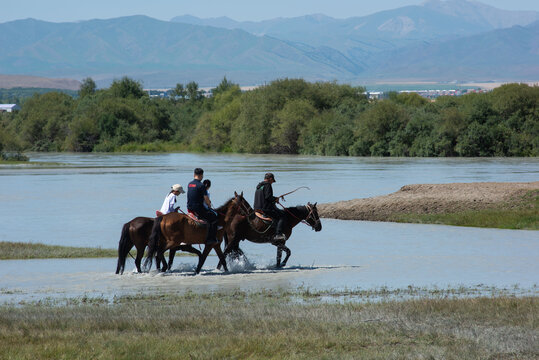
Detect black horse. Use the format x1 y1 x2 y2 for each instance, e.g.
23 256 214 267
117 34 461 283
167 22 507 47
220 200 322 268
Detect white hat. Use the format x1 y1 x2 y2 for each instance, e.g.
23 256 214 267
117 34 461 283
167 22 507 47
172 184 185 193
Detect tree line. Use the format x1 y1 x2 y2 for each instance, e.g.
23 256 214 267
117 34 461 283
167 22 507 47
1 77 537 158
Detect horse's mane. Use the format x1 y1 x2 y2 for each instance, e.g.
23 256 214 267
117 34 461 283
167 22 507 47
215 197 235 213
284 205 307 218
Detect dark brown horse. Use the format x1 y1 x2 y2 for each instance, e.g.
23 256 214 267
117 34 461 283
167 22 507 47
221 200 322 268
144 192 248 274
115 217 201 274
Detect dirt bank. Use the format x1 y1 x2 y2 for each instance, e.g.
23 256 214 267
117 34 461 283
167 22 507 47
318 181 539 221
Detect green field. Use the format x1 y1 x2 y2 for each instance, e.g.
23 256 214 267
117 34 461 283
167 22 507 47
0 289 536 359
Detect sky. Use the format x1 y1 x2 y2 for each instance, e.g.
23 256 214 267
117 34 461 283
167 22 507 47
1 0 539 23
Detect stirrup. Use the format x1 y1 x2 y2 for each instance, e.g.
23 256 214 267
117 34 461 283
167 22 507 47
273 233 286 241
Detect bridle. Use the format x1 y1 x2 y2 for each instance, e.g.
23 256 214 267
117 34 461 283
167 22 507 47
235 196 253 218
279 202 320 230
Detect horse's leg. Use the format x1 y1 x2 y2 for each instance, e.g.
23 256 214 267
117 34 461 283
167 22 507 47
281 245 291 267
157 249 168 272
276 245 283 268
135 251 144 273
213 244 228 273
178 245 203 268
218 234 236 270
236 246 245 257
179 244 202 257
195 244 213 274
167 247 178 270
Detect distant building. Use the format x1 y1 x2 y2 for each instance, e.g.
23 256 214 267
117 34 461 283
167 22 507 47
366 91 388 100
0 104 21 112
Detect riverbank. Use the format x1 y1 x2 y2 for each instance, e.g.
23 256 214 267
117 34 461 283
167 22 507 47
0 242 199 260
318 182 539 229
0 242 117 260
1 289 536 359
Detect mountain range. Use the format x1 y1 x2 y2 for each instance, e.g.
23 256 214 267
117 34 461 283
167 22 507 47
0 0 538 87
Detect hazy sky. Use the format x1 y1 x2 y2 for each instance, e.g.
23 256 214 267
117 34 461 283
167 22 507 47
1 0 539 23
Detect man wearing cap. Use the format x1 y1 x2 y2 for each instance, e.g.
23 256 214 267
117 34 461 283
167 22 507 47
159 184 185 215
187 168 218 245
254 173 287 241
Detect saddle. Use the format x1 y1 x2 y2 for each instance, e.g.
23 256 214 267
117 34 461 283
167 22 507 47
255 211 273 224
187 210 208 227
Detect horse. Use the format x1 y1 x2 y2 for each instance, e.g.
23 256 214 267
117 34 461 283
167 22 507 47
220 200 322 268
115 216 202 274
144 192 248 274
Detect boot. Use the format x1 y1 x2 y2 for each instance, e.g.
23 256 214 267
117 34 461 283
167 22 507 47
205 223 218 245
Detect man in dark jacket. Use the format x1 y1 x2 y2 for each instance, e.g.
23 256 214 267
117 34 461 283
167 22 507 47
254 173 286 241
187 168 217 245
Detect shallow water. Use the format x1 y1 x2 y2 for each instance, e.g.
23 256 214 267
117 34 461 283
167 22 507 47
0 153 538 303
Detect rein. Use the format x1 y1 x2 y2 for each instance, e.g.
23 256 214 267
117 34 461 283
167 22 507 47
277 202 314 227
236 200 274 234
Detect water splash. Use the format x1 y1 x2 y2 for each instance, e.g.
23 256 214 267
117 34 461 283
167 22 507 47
226 254 257 273
168 263 197 274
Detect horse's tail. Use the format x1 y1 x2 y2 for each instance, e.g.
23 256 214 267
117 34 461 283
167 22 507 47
144 216 163 271
116 222 132 275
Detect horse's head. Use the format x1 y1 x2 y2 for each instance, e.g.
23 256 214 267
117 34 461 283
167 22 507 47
234 191 252 217
305 202 322 232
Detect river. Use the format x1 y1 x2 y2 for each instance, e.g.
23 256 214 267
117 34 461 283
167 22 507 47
0 153 538 302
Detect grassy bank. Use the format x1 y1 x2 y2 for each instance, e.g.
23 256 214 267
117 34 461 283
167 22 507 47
0 290 537 359
0 241 196 260
391 190 539 230
0 242 117 260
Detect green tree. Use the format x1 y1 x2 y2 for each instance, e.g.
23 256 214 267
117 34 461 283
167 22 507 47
186 81 202 101
173 83 186 101
456 121 494 156
350 101 409 156
389 91 429 107
211 76 238 97
231 90 272 153
14 92 74 151
109 77 146 99
271 99 316 154
78 77 96 98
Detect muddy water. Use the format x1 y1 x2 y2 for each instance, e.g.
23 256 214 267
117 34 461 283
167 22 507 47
0 153 538 302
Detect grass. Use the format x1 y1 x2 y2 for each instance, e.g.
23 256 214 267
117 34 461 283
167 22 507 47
0 242 117 260
0 290 537 359
0 241 197 260
391 190 539 230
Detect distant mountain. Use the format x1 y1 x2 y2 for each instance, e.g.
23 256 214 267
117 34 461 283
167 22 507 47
173 7 489 56
366 21 539 81
423 0 539 29
0 16 361 86
0 0 537 87
172 0 539 59
0 74 80 90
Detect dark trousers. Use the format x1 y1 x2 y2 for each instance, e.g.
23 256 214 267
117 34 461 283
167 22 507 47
263 208 286 234
191 206 218 243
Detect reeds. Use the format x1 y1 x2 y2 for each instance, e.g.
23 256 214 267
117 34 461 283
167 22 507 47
0 289 536 359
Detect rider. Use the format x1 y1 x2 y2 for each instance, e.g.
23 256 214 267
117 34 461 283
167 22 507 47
158 184 185 215
187 168 218 245
203 179 213 208
254 172 287 241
